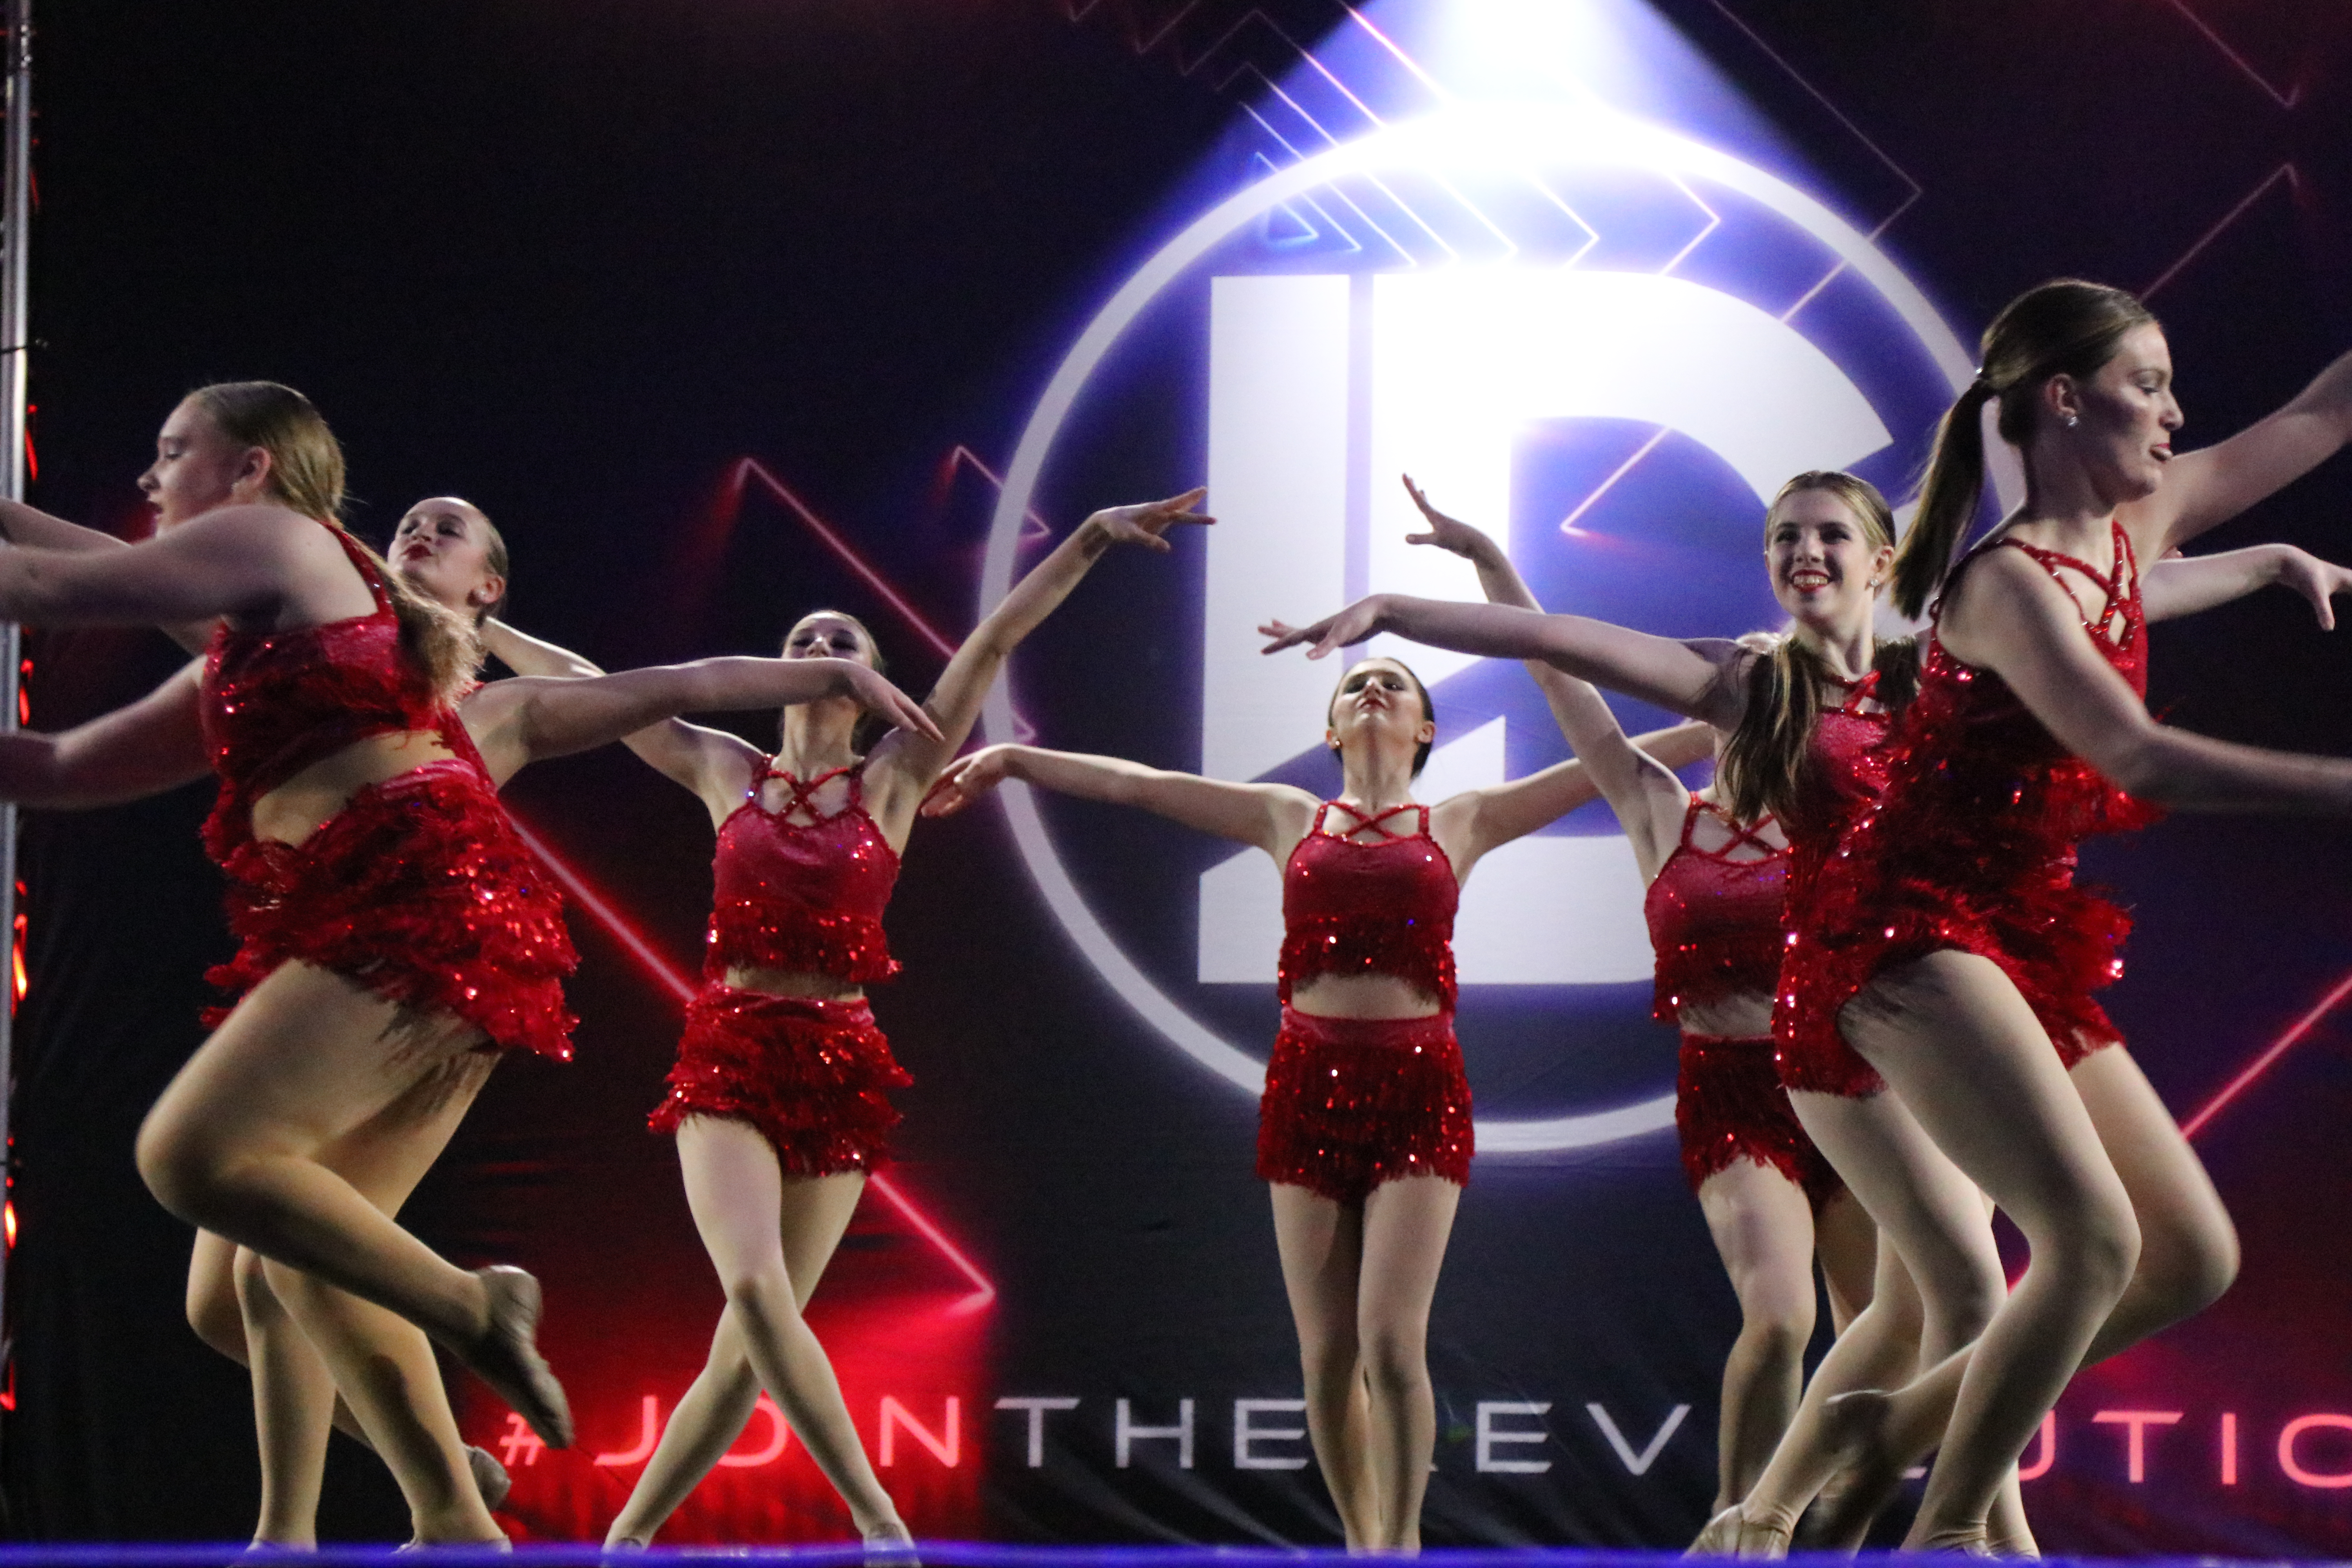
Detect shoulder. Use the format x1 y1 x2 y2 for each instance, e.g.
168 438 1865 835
173 503 325 555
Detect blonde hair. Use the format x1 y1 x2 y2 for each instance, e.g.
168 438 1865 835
190 382 478 703
1716 472 1917 824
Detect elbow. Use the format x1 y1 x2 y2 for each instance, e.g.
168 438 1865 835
2100 731 2172 801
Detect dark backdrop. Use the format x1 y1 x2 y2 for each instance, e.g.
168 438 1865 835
5 0 2352 1553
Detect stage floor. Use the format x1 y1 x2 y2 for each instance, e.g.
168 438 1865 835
0 1550 2256 1566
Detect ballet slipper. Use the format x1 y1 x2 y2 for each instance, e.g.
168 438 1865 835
1686 1504 1791 1558
456 1266 573 1449
465 1444 512 1512
1905 1524 1993 1555
862 1518 920 1565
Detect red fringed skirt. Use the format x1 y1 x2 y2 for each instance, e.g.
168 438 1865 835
650 985 913 1176
1256 1007 1472 1204
1676 1033 1842 1211
204 760 577 1061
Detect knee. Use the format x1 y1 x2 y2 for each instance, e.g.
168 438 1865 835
2139 1207 2239 1320
134 1111 239 1229
2061 1194 2142 1305
720 1269 798 1329
1294 1325 1360 1392
186 1262 248 1363
1357 1319 1429 1398
1736 1294 1816 1364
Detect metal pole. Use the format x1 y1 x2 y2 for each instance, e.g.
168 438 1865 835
0 0 33 1359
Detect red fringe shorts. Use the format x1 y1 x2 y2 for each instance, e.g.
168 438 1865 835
650 985 913 1177
204 760 577 1061
1676 1033 1842 1212
1256 1007 1472 1204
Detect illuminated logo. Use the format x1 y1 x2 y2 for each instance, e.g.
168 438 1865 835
978 100 1973 1152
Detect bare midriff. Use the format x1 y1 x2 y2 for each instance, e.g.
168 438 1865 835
1288 971 1444 1021
722 964 865 1002
1678 989 1777 1040
250 729 464 848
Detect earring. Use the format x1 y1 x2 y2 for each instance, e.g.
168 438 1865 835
2063 414 2080 428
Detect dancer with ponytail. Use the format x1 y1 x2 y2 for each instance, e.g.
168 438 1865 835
0 392 936 1545
924 660 1708 1553
1392 478 1882 1524
1268 280 2352 1550
591 490 1210 1550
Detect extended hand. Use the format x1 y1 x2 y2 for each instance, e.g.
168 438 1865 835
1259 595 1388 658
920 744 1016 817
1400 474 1495 561
836 662 946 740
1085 487 1214 554
2277 546 2352 631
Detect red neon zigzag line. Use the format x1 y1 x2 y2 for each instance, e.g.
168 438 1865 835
2178 969 2352 1143
507 815 998 1313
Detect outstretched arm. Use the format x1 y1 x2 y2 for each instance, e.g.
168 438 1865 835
1401 475 1705 877
2142 543 2352 629
863 490 1210 829
0 662 211 809
1432 719 1715 883
462 656 938 785
1944 548 2352 812
2138 347 2352 553
481 618 604 679
1262 594 1750 730
922 742 1315 859
470 617 744 802
0 502 218 653
0 505 307 626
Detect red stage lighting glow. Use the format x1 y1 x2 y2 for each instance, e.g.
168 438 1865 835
2178 967 2352 1142
501 811 998 1305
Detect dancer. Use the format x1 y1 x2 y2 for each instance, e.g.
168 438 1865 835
924 669 1708 1552
596 490 1212 1549
1265 281 2352 1550
0 386 936 1544
1392 478 1882 1520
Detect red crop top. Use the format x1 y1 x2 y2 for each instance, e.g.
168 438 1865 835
199 522 452 864
706 760 901 984
1278 800 1458 1011
1643 797 1788 1025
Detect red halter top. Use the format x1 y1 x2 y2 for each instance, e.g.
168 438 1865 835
1279 800 1459 1011
1644 797 1788 1025
199 523 454 864
707 760 902 984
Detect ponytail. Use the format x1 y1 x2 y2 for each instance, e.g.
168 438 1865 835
1893 279 2158 620
1891 380 1996 620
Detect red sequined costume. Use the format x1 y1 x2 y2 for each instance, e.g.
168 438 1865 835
1258 800 1472 1203
199 522 576 1060
650 762 913 1174
1777 523 2160 1095
1645 797 1839 1208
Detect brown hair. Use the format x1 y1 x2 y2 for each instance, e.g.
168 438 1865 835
1327 658 1437 777
465 506 512 626
1717 472 1916 824
1890 279 2158 619
191 381 479 703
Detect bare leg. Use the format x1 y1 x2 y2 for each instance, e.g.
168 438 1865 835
1699 1087 1999 1553
1695 1161 1820 1512
1840 953 2139 1550
606 1154 864 1546
191 1231 375 1448
664 1116 902 1537
134 962 568 1442
1353 1175 1461 1554
241 1040 503 1545
1812 1189 1877 1336
1269 1184 1379 1549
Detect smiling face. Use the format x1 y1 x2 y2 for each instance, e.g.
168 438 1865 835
137 397 268 529
1766 486 1893 635
391 497 506 619
2050 321 2183 503
1326 657 1436 773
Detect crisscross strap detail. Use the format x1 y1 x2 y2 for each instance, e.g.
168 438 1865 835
1826 667 1883 716
755 760 866 826
1986 520 2140 647
1681 795 1784 863
1312 799 1428 844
